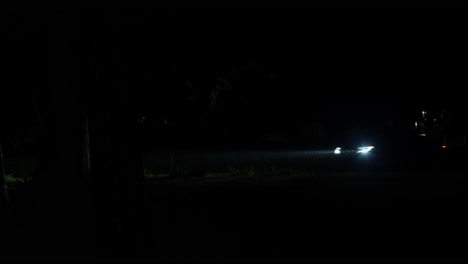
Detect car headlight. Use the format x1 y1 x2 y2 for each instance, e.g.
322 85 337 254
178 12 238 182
357 146 374 153
334 147 342 154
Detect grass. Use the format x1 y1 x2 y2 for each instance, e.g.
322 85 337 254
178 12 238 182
142 166 352 194
3 158 468 260
5 174 27 184
3 158 37 194
141 165 327 203
3 155 465 206
140 164 468 213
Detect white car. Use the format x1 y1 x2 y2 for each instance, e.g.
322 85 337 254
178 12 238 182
334 145 375 154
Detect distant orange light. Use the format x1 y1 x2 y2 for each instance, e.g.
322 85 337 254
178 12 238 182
442 145 447 149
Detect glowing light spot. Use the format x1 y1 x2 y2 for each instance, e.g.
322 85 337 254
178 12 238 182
334 147 341 154
442 145 447 149
357 146 374 153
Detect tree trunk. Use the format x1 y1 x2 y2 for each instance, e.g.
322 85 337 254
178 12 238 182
0 143 9 207
34 83 144 258
30 11 97 257
88 92 145 257
31 10 145 258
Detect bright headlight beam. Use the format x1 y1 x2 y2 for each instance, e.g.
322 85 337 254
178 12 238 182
357 146 374 153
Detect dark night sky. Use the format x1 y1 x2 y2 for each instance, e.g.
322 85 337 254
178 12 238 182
2 9 467 147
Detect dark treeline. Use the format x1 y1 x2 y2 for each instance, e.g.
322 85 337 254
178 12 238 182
2 9 467 195
1 8 468 259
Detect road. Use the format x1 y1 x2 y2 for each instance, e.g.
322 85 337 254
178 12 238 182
143 148 388 172
3 147 467 261
136 165 468 261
